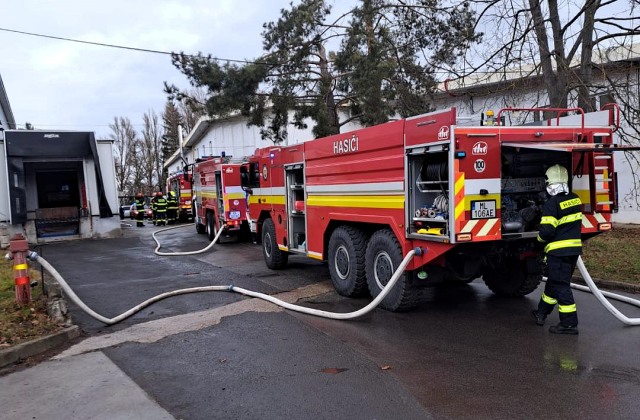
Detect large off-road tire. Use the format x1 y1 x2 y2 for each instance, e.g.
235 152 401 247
482 256 541 296
328 226 368 297
262 218 288 269
206 212 217 241
365 229 420 312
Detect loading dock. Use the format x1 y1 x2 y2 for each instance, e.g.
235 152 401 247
0 130 120 245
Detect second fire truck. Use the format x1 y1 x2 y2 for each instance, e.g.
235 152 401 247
189 156 250 242
241 106 637 311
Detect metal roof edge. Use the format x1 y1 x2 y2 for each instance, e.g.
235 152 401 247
0 74 16 129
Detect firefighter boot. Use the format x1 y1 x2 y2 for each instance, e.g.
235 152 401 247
531 310 547 326
549 323 579 335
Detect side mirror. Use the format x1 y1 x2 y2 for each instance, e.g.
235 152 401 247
240 166 250 191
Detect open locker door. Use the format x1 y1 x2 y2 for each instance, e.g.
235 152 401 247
502 140 640 234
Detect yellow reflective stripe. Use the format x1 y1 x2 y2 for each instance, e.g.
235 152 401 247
557 212 582 226
560 198 581 209
536 235 545 243
544 239 582 253
540 216 558 227
542 293 557 305
248 195 286 205
559 304 577 313
13 263 28 270
306 195 403 209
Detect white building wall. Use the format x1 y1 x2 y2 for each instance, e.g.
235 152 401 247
0 140 9 224
96 140 119 215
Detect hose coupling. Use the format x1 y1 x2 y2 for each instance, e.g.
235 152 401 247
27 251 40 261
413 247 425 256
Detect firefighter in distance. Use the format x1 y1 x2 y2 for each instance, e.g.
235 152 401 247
133 192 145 227
152 191 168 226
532 164 582 335
167 190 179 224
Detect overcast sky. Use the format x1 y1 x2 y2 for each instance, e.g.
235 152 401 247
0 0 347 139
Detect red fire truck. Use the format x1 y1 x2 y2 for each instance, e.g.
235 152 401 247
166 172 193 222
189 156 249 241
241 106 637 311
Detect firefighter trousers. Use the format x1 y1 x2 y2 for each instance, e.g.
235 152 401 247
537 254 579 326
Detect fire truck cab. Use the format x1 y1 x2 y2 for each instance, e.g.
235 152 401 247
190 156 249 242
241 106 634 311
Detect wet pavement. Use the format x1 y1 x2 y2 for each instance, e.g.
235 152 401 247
2 222 640 419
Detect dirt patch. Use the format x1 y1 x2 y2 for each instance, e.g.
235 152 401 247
0 260 65 350
580 225 640 285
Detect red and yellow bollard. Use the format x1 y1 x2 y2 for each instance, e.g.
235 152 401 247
9 234 31 306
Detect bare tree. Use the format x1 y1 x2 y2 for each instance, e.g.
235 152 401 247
451 0 639 110
177 87 207 133
110 116 138 196
139 110 164 194
444 0 640 210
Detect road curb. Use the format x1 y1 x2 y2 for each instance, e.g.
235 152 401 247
0 326 80 368
572 276 640 294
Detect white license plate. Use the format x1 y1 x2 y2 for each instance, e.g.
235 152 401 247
229 211 241 220
471 200 496 219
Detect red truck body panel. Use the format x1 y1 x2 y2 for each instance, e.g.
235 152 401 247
245 107 623 277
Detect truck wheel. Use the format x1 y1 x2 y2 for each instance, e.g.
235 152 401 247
328 226 368 297
195 216 206 234
365 229 420 312
482 256 541 296
194 205 206 234
262 218 288 269
206 213 217 241
196 221 206 234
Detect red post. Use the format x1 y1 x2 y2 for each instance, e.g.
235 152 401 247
9 234 31 305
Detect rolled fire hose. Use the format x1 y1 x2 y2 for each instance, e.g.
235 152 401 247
28 249 417 325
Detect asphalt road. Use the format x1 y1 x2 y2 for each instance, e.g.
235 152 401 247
3 222 640 419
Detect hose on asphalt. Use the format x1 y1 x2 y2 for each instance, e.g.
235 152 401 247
27 249 417 325
151 223 224 256
573 256 640 325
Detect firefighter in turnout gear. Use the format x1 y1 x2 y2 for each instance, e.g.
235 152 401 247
532 164 582 335
167 190 179 224
154 191 168 226
133 192 146 227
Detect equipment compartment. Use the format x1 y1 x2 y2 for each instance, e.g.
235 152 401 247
285 164 306 251
499 146 571 235
407 148 450 240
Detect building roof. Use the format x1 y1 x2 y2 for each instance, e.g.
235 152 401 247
435 43 640 98
0 73 16 129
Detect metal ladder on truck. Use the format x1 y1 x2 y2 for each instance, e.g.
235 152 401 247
589 149 616 213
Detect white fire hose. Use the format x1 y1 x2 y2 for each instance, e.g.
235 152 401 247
27 249 417 325
573 256 640 325
152 223 223 256
26 228 640 327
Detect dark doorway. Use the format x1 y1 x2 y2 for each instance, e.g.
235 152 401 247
33 168 82 238
36 170 80 208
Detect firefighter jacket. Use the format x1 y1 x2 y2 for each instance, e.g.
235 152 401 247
134 196 145 210
155 197 168 212
537 192 582 256
167 192 179 210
